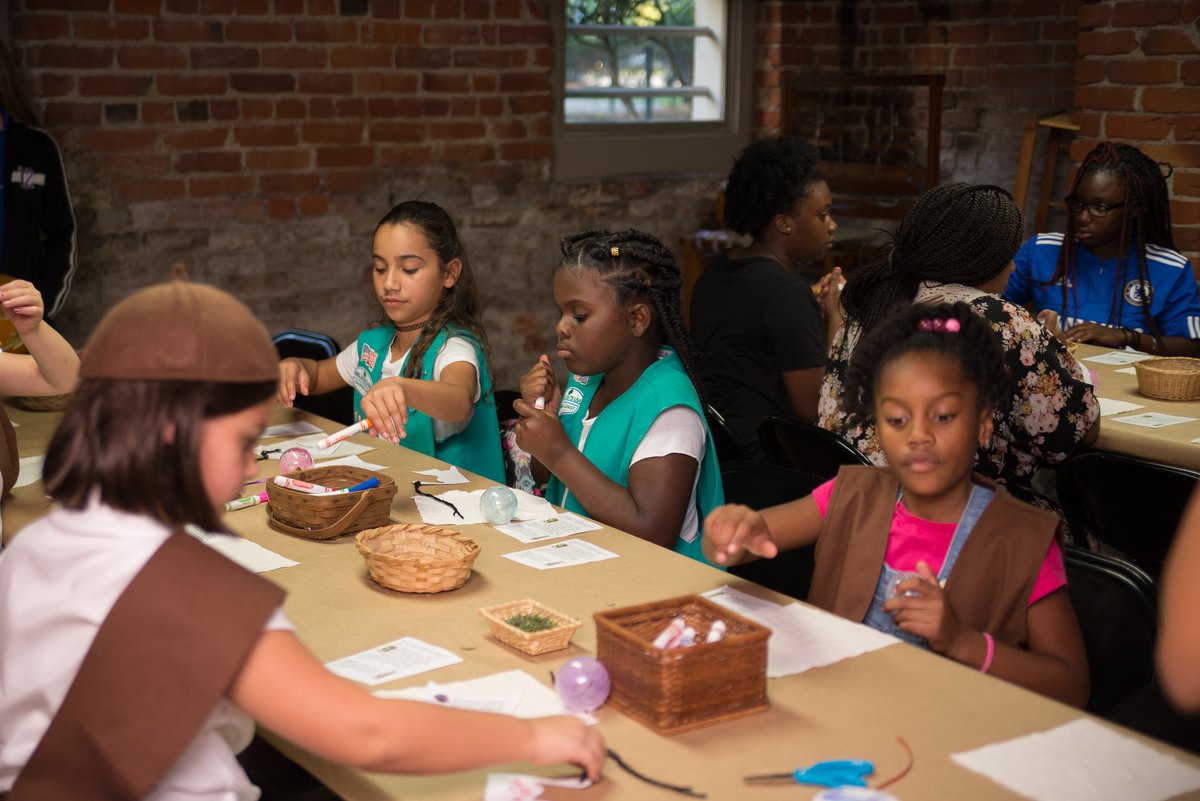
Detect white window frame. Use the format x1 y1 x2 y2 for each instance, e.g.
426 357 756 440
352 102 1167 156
551 0 755 180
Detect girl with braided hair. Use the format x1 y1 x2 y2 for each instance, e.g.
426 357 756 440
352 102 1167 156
707 302 1089 706
514 229 724 565
277 200 504 483
819 183 1099 527
1005 142 1200 357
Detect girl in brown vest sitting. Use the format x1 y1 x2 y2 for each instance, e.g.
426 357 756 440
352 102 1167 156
0 281 604 800
703 302 1089 707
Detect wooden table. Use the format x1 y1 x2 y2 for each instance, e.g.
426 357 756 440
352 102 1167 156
1075 343 1200 472
6 405 1200 800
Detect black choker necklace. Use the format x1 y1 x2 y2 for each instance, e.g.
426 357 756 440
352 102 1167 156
394 320 428 333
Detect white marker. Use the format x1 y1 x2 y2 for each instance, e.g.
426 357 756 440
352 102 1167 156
706 620 727 643
652 617 687 649
534 397 546 411
316 419 371 451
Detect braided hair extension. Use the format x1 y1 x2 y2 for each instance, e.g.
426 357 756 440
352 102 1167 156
722 136 824 237
839 183 1024 350
1051 142 1175 335
559 229 707 405
841 302 1010 428
372 201 492 381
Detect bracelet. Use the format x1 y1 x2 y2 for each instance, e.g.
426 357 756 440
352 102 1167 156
980 632 995 674
1123 328 1135 348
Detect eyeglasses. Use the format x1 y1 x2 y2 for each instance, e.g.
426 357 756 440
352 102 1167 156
412 481 464 519
1064 195 1125 218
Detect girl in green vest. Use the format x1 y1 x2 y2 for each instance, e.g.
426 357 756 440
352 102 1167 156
512 229 724 565
703 302 1089 707
277 201 504 483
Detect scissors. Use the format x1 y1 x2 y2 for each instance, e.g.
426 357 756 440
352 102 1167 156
743 759 874 788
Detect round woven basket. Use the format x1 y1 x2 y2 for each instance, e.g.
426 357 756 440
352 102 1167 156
355 523 480 593
1134 357 1200 401
9 392 72 412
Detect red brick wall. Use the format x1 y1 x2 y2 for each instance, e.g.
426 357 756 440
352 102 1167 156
1074 0 1200 267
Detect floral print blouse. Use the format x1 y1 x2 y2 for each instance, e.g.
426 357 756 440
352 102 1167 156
818 282 1100 522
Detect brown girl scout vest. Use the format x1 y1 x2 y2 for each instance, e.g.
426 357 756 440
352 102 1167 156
4 531 285 801
806 466 1059 648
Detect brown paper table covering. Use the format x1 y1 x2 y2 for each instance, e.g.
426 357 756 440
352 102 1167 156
4 405 1200 799
1075 343 1200 471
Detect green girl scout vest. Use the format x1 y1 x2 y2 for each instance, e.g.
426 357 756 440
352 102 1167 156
547 348 724 566
351 325 504 484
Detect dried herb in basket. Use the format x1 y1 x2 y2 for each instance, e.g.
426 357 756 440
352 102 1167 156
506 613 558 632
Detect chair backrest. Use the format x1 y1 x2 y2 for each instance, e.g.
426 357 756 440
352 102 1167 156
704 403 750 464
720 459 825 602
1063 546 1158 715
758 415 871 479
493 389 521 424
272 329 356 426
1056 452 1199 581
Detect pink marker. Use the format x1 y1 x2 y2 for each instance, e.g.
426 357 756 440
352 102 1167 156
316 419 371 450
273 475 333 495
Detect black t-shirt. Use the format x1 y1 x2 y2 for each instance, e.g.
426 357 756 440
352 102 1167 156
689 252 827 458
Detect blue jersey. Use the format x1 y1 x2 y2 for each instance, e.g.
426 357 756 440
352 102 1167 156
1004 233 1200 339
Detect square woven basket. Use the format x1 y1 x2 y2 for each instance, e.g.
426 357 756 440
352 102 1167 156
479 599 582 655
356 523 480 593
594 594 769 735
1134 357 1200 401
265 465 396 540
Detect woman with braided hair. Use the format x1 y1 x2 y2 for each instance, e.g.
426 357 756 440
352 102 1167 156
818 183 1100 529
1004 142 1200 357
514 229 724 565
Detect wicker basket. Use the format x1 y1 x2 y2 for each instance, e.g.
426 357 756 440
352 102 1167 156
8 392 72 412
595 594 769 735
1134 357 1200 401
479 599 582 655
356 523 480 593
265 466 396 540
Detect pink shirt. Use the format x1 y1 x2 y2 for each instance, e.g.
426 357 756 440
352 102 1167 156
812 478 1066 606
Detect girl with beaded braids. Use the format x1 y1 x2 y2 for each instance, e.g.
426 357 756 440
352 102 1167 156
706 302 1089 707
819 183 1100 524
515 229 724 565
1004 142 1200 357
277 200 504 483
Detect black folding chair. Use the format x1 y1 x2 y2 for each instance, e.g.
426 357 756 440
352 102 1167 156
704 403 750 464
1057 451 1199 581
720 459 825 602
273 329 355 426
758 415 871 480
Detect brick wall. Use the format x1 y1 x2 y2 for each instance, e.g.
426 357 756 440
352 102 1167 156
1074 0 1200 268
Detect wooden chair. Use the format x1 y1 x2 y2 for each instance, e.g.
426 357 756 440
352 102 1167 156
1013 113 1080 236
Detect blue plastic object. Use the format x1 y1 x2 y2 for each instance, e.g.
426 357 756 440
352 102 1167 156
792 760 875 788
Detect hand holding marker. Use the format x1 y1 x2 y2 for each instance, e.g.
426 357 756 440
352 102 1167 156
534 354 550 410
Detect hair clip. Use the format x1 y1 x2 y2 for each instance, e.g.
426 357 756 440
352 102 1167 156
918 318 960 333
611 246 620 257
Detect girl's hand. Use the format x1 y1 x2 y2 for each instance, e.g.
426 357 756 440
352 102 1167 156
814 266 844 322
512 397 571 467
520 355 561 411
277 358 311 408
0 280 45 335
361 378 409 444
1064 321 1126 349
527 715 606 781
1036 309 1068 344
702 504 778 565
883 561 970 655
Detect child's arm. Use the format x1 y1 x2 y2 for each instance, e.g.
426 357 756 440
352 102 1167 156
887 562 1089 707
702 496 823 566
230 630 606 778
277 357 347 407
0 280 79 397
1159 487 1200 712
361 361 477 444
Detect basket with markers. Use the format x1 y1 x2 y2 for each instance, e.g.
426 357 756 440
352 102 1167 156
594 594 769 735
265 465 396 540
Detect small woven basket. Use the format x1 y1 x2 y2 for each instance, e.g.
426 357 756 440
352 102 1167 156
265 466 396 540
1134 357 1200 401
9 392 71 412
479 599 582 655
595 594 769 735
355 523 480 593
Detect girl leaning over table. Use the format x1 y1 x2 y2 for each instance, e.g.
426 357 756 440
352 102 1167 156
706 302 1090 707
0 280 603 800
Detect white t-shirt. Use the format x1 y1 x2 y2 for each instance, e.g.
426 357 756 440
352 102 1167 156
568 405 705 543
336 334 481 442
0 502 292 800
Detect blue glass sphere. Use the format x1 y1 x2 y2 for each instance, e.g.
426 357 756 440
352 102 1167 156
480 485 519 524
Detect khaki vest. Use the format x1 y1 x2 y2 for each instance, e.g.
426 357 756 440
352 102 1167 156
807 466 1058 648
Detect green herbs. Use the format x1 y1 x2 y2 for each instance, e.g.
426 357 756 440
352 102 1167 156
506 613 558 632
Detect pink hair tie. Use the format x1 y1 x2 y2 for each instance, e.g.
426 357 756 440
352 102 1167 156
944 318 961 333
918 319 934 332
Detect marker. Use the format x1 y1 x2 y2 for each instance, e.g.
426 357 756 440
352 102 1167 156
652 617 687 649
327 477 381 495
316 419 372 451
706 620 727 643
273 475 333 495
534 355 550 410
225 491 268 513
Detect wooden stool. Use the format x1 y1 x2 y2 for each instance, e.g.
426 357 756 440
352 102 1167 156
1014 113 1080 234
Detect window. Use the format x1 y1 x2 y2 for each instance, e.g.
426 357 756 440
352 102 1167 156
552 0 754 180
